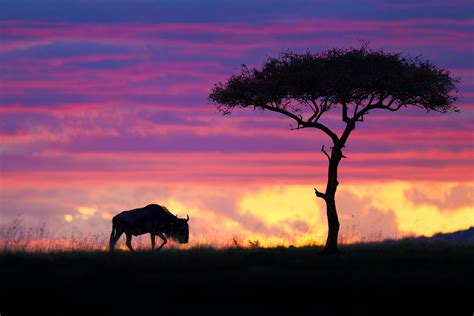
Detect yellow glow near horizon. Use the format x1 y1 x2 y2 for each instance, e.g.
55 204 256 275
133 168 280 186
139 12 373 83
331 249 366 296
21 180 474 250
355 181 474 236
239 185 322 225
237 181 473 243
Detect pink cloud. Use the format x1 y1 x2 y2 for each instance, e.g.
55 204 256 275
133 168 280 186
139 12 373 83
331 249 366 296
1 18 472 55
30 150 472 164
1 149 471 184
2 164 470 184
1 111 468 146
2 19 472 38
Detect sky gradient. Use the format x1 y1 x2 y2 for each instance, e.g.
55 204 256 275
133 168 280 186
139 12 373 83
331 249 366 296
1 0 473 249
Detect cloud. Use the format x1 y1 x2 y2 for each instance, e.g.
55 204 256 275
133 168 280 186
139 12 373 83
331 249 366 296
1 147 471 185
404 185 474 211
285 219 310 233
348 207 399 241
164 186 290 239
2 19 472 42
335 190 399 241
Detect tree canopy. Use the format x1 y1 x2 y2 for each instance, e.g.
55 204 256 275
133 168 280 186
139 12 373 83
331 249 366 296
209 46 459 146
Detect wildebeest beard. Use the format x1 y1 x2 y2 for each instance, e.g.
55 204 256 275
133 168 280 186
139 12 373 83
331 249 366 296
166 222 189 244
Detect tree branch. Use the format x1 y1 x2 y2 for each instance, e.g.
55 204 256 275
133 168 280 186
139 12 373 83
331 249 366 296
314 187 326 200
308 98 329 123
339 95 408 147
317 98 329 121
353 102 361 120
353 94 398 121
355 95 374 120
262 104 304 124
306 99 317 112
321 145 331 160
307 122 339 144
307 99 320 122
386 104 403 111
342 102 350 123
386 99 404 112
339 120 355 148
261 104 340 144
366 94 375 108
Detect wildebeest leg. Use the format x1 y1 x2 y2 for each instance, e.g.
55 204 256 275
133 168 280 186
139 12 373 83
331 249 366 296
156 232 167 251
109 224 117 251
109 228 124 251
150 233 156 251
125 233 134 251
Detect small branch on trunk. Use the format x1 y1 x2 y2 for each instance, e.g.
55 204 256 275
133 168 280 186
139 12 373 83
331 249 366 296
314 188 326 199
321 145 331 160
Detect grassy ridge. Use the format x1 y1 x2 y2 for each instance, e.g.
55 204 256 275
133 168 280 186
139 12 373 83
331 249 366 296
1 243 473 315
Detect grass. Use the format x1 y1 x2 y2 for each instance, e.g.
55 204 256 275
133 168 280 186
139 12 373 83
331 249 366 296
1 242 473 315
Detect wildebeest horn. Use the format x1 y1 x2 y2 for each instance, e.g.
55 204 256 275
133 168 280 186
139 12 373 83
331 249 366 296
186 214 189 222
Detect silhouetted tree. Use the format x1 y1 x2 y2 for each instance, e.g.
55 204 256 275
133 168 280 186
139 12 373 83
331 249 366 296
209 46 459 254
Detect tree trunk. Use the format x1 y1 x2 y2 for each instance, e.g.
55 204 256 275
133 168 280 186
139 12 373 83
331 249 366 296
317 146 343 254
323 196 340 254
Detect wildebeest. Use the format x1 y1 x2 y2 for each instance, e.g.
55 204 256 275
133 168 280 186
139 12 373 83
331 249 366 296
109 204 189 251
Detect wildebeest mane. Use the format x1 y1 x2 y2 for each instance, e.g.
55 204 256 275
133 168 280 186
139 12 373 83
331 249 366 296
160 205 177 219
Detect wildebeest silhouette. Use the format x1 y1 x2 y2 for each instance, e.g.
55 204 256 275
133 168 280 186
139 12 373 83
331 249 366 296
109 204 189 251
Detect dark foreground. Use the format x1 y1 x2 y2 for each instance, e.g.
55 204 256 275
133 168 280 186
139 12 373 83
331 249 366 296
1 243 473 315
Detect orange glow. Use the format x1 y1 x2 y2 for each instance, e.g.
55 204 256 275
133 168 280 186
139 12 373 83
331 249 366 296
2 181 471 251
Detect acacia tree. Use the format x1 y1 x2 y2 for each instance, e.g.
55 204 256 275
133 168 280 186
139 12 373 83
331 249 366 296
209 46 459 254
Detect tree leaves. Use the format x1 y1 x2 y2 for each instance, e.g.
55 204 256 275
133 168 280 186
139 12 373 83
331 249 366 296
209 46 459 118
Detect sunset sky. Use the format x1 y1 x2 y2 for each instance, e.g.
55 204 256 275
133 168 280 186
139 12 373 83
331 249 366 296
1 0 473 248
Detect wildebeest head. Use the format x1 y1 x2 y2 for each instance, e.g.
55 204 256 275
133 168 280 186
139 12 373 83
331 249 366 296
168 214 189 244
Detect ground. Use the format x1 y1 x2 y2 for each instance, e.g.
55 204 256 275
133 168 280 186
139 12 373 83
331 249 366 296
1 242 472 315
